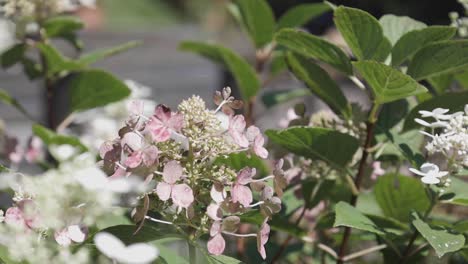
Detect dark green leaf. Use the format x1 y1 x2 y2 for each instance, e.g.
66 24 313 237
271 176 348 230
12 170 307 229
240 210 306 237
234 0 275 48
276 3 331 30
275 29 352 74
376 99 409 131
213 152 269 177
261 88 310 108
334 6 384 60
37 43 83 76
77 41 141 66
455 71 468 89
334 201 384 235
353 60 427 104
286 53 351 118
43 16 84 37
302 178 335 209
403 91 468 131
21 57 42 80
371 37 392 63
266 127 359 169
32 124 88 152
375 174 430 222
407 40 468 80
376 130 424 166
179 41 260 100
1 43 26 68
96 225 184 245
379 15 426 45
69 70 131 112
428 73 454 94
411 212 465 257
392 26 456 66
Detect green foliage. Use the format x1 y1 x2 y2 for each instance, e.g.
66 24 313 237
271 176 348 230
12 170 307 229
95 225 184 245
32 124 88 152
407 40 468 80
43 16 84 49
69 70 131 112
334 6 384 60
374 174 430 222
302 178 335 209
261 88 310 108
37 43 84 76
275 29 353 74
234 0 275 48
0 89 32 120
213 152 269 177
411 212 465 257
1 43 26 68
266 127 359 169
440 177 468 206
392 26 456 66
379 15 426 45
179 41 260 101
240 210 306 238
334 201 384 235
77 41 141 66
276 3 331 30
209 255 243 264
353 60 427 104
403 90 468 131
286 53 351 118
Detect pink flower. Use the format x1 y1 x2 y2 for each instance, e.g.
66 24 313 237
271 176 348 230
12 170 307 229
4 200 39 230
210 183 227 204
55 225 88 246
121 132 159 168
146 105 184 142
3 136 22 164
257 218 270 260
25 136 43 163
228 115 249 148
207 204 222 221
207 221 226 256
155 161 194 209
231 168 256 207
371 161 385 180
245 126 268 159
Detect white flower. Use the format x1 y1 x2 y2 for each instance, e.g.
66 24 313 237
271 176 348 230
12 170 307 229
414 118 448 128
418 108 452 120
94 232 158 264
409 163 449 184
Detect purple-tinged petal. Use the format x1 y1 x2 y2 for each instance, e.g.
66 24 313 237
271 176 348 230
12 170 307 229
154 105 172 123
207 234 225 256
222 216 240 233
231 185 253 207
142 145 159 167
257 219 270 260
236 168 255 185
122 132 142 151
162 161 183 184
210 221 222 237
253 135 268 159
207 204 223 221
125 151 143 168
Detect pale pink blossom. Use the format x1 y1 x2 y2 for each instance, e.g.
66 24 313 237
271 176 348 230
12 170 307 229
54 225 88 246
4 200 39 230
245 126 268 159
231 168 255 207
25 136 43 163
257 218 270 259
228 115 249 148
210 183 227 204
146 105 184 142
371 161 385 180
207 221 225 256
207 204 222 221
155 161 194 209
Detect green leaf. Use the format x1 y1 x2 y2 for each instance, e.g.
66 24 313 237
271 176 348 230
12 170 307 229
240 210 306 237
154 244 190 264
43 16 84 37
407 40 468 80
1 43 26 68
234 0 275 48
371 37 392 63
37 43 84 76
32 124 88 152
334 6 384 60
209 255 243 264
275 29 352 74
455 71 468 89
376 130 424 166
21 57 42 80
379 15 426 45
334 201 384 235
69 70 131 112
286 53 351 118
411 212 465 257
441 177 468 206
261 88 310 108
213 152 269 177
376 99 409 131
266 127 359 169
374 174 430 222
428 73 454 94
269 51 287 77
77 41 141 66
276 3 331 30
302 178 335 209
391 26 456 66
179 41 260 100
353 60 427 104
403 91 468 131
96 225 184 245
0 89 33 119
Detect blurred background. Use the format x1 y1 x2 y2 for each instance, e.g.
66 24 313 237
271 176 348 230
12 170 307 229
0 0 465 139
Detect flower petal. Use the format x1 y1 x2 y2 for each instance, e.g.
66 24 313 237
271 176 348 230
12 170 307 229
162 161 183 184
207 234 226 256
231 185 253 207
155 182 172 201
171 184 194 209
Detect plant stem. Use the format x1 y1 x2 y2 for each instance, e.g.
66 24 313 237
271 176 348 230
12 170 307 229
336 103 380 264
188 241 197 264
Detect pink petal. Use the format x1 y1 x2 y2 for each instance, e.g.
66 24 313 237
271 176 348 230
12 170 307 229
146 118 171 142
18 200 39 229
55 229 72 246
236 168 255 185
253 135 268 159
207 204 222 221
207 234 225 256
229 115 249 148
67 225 87 243
210 183 226 204
231 185 253 207
125 151 143 168
257 219 270 260
162 161 183 184
25 136 43 163
246 126 260 141
230 131 249 148
210 221 222 236
4 207 25 227
109 167 128 179
122 132 142 151
155 182 172 201
171 184 194 209
154 105 172 123
142 145 159 167
167 113 184 131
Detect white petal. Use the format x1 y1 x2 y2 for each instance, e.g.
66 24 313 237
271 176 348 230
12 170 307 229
420 163 439 173
94 232 126 259
408 168 425 176
67 225 86 243
74 167 108 190
118 243 159 264
421 176 440 184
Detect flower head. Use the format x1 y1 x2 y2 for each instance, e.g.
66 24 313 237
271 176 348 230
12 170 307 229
409 163 449 184
146 105 184 142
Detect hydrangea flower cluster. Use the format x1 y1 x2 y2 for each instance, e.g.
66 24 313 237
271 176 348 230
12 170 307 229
99 88 282 259
450 0 468 37
0 0 95 20
0 153 146 263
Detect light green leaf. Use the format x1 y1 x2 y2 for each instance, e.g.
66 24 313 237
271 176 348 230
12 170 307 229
392 26 456 66
37 43 84 76
334 6 384 60
375 174 430 222
441 177 468 206
266 127 359 169
179 41 260 100
455 71 468 89
77 41 141 66
0 89 35 121
276 3 331 30
153 244 189 264
269 51 287 77
403 91 468 131
334 201 384 235
96 225 184 245
428 73 454 94
353 60 427 104
209 255 244 264
43 16 84 37
371 37 392 63
275 28 352 74
69 70 131 112
1 43 26 68
379 15 426 45
376 130 425 166
407 40 468 80
261 88 310 108
234 0 275 48
411 212 465 257
286 53 351 118
302 178 335 209
32 124 88 152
